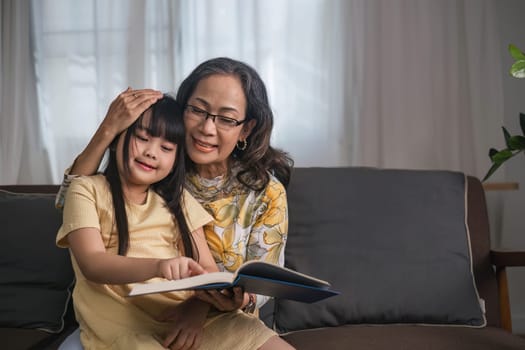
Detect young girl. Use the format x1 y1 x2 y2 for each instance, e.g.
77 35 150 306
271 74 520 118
56 95 283 350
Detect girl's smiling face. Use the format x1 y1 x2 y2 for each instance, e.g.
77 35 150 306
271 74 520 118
116 110 177 192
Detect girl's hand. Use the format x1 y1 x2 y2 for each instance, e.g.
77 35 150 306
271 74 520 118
193 287 244 312
100 87 162 137
157 298 209 350
157 257 205 280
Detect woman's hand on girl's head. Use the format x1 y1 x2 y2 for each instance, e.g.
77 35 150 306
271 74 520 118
193 287 244 312
101 87 162 138
157 257 205 280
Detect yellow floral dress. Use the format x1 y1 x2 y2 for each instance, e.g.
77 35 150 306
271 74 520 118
185 163 289 308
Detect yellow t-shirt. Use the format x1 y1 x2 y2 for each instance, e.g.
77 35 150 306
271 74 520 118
56 175 275 350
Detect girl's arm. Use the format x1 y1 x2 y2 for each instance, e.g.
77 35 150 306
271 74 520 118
159 226 218 349
71 88 162 176
67 227 204 284
190 226 219 273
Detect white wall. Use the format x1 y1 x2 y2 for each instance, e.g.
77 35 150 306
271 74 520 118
493 0 525 335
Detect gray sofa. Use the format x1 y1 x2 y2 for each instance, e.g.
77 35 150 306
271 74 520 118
2 167 525 350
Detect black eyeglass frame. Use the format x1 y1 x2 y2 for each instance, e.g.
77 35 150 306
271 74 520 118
185 104 246 127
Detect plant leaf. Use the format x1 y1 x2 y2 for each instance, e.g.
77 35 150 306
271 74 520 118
520 113 525 135
502 126 511 147
484 149 525 181
488 148 499 158
508 135 525 150
491 149 513 163
509 44 525 60
483 162 503 182
510 60 525 78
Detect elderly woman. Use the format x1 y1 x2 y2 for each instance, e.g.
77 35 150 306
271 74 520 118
57 57 294 350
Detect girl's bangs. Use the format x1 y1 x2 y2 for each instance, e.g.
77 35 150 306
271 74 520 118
136 101 184 144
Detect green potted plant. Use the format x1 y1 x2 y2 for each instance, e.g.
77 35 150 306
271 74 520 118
483 44 525 181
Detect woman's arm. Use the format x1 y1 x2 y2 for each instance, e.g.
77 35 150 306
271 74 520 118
244 179 289 308
55 88 162 210
193 179 289 311
71 87 162 176
249 180 288 264
182 228 248 312
67 227 204 284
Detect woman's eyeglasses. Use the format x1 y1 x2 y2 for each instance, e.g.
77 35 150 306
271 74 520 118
185 105 246 131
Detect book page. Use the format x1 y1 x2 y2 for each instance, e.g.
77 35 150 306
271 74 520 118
129 271 234 296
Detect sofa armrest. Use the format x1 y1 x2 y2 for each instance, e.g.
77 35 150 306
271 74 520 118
490 249 525 333
491 250 525 267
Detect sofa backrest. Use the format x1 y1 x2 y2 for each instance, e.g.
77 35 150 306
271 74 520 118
0 185 76 334
0 185 60 193
269 167 499 333
1 169 501 333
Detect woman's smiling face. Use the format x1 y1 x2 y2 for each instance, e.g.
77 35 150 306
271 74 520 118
183 74 254 178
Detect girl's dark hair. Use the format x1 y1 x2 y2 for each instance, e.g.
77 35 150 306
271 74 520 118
176 57 294 190
104 95 196 258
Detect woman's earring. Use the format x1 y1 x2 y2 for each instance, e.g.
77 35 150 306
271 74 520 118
236 139 248 151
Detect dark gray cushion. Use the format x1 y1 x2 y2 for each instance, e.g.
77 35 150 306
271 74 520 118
274 167 486 332
0 191 75 333
281 325 525 350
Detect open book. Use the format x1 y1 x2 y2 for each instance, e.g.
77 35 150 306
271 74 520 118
129 260 339 303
